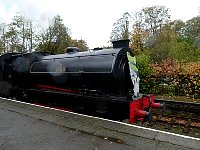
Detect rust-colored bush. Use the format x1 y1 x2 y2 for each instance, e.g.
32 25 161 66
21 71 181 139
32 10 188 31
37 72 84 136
139 59 200 98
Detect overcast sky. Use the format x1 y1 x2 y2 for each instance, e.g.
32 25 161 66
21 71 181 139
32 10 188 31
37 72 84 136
0 0 199 48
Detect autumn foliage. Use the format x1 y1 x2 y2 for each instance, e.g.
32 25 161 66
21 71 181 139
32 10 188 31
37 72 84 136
137 57 200 98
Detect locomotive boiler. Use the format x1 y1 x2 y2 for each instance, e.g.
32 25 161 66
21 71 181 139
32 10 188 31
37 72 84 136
0 39 163 123
29 40 132 98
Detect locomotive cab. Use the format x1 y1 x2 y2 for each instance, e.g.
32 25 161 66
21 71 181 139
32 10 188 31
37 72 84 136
0 53 21 97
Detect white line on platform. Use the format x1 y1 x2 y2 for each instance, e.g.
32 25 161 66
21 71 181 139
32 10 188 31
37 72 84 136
1 97 200 141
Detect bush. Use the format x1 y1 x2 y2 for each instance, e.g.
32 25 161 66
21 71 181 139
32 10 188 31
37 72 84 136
136 54 157 94
174 62 200 98
137 56 200 98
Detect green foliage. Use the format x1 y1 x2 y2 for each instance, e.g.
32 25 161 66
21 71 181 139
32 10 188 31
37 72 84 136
0 13 88 54
147 24 177 62
110 7 199 64
4 13 34 53
170 19 185 36
36 15 71 54
70 39 88 51
142 5 171 35
137 54 152 76
136 54 156 94
130 11 144 53
110 12 130 41
36 15 89 54
185 16 200 38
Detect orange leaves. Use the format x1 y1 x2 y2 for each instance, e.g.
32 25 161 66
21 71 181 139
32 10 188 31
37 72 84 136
150 58 180 77
145 59 200 98
150 59 200 77
179 62 200 76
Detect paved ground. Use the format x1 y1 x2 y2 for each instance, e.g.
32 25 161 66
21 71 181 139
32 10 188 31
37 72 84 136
0 108 134 150
0 98 199 150
0 108 195 150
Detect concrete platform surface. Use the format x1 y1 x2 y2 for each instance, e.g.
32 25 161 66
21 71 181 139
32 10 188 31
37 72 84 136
0 97 199 150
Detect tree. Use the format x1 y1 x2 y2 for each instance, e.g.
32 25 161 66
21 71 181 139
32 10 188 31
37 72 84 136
129 6 171 52
170 20 185 37
130 11 146 53
37 15 71 54
110 12 131 41
186 17 200 57
70 39 88 51
0 13 35 53
146 23 176 62
142 6 171 36
0 22 6 53
173 17 200 61
185 16 200 38
4 23 19 53
11 13 34 53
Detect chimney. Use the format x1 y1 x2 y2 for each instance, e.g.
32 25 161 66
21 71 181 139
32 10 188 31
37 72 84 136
112 39 130 48
65 47 80 54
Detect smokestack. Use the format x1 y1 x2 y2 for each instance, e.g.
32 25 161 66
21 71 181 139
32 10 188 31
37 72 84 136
112 39 130 48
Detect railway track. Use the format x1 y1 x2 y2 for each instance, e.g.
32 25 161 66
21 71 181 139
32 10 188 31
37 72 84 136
138 99 200 137
152 114 200 129
155 99 200 110
154 99 200 117
145 114 200 138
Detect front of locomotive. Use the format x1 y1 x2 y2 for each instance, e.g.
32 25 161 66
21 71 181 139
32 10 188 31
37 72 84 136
112 39 164 124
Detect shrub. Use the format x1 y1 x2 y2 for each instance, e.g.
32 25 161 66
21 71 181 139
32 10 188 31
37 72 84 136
149 60 200 98
136 54 157 94
137 56 200 98
175 62 200 98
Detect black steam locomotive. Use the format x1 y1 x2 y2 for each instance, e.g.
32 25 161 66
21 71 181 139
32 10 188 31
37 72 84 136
0 40 162 123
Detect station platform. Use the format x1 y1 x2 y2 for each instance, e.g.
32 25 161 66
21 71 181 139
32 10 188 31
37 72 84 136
0 97 199 150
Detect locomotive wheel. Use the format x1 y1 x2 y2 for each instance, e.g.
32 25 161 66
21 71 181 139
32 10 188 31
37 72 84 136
0 81 11 98
15 90 28 102
74 107 84 114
